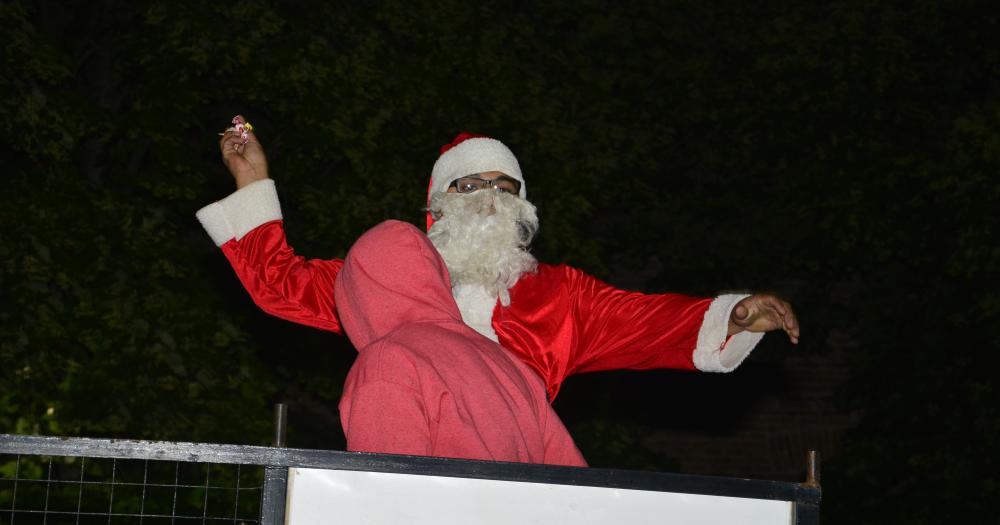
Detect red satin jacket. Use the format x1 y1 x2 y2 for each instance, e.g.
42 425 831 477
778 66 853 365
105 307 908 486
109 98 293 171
221 220 711 400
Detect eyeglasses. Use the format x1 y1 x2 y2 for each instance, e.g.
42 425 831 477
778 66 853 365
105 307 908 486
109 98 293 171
449 175 521 195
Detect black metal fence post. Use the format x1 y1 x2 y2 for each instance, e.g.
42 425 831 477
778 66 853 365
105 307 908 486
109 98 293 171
795 450 822 524
260 403 289 525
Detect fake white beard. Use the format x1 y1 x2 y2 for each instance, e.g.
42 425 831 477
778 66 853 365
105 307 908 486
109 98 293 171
427 190 539 306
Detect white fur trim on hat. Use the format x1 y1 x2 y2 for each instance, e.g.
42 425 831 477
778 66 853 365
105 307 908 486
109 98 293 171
430 137 525 198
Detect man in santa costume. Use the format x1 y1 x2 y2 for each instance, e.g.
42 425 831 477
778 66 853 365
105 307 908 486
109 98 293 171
198 123 799 459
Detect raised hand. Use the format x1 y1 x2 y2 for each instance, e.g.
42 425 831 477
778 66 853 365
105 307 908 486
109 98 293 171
219 115 268 189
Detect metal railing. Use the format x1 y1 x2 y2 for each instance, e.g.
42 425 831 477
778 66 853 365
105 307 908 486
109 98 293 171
0 407 821 524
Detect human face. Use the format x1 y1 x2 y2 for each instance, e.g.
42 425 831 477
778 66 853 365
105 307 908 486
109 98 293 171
446 171 520 196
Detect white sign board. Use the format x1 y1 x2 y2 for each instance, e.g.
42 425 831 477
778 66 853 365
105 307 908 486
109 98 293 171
285 467 793 525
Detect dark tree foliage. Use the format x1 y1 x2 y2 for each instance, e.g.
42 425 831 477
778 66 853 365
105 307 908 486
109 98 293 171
1 0 997 521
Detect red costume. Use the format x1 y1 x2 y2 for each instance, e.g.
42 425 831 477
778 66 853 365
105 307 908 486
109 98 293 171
196 179 763 402
335 220 586 465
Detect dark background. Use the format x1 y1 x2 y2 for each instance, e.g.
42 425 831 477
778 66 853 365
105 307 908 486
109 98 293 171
1 1 997 522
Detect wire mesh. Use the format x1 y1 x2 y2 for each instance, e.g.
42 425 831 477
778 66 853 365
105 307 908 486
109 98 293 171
0 453 262 525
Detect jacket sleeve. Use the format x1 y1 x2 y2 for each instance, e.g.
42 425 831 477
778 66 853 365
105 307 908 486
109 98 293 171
563 265 764 375
195 179 344 332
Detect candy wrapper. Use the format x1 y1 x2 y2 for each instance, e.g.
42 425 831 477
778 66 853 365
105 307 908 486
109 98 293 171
220 115 254 145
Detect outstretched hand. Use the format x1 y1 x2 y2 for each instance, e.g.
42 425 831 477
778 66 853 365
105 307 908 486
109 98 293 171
728 294 800 344
219 115 268 189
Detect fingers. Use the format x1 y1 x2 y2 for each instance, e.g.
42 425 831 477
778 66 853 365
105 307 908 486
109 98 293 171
242 129 261 150
218 115 254 148
761 295 788 318
219 130 245 162
783 303 800 344
744 294 801 344
763 296 799 344
219 123 261 157
232 115 257 147
219 128 255 156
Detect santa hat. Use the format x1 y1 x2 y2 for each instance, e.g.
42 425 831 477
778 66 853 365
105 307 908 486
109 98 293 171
429 133 526 199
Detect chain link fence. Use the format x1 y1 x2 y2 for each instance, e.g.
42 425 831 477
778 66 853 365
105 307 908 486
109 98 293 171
1 453 261 525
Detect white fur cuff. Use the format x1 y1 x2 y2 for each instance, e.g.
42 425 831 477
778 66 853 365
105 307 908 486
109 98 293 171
692 294 765 373
195 179 283 246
